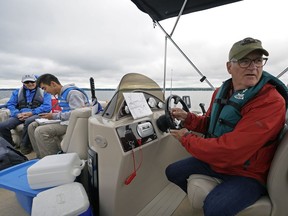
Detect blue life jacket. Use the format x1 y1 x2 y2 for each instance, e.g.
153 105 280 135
58 87 90 112
17 87 44 109
207 71 288 138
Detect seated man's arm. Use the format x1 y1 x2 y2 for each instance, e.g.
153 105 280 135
52 90 88 121
7 90 20 117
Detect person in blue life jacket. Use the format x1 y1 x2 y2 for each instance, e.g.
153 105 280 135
0 74 52 155
28 73 102 158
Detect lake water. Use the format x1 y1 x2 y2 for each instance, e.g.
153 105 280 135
0 89 214 113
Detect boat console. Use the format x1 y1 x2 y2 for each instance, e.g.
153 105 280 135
87 73 189 216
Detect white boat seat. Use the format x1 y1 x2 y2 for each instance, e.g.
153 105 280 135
0 108 23 147
60 107 92 160
1 107 92 158
0 108 9 122
187 128 288 216
11 124 24 147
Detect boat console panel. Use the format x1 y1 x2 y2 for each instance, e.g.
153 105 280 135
87 73 190 216
116 121 157 152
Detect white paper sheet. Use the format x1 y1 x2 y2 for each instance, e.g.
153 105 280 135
123 92 152 119
35 118 61 125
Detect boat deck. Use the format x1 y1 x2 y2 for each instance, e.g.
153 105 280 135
0 189 192 216
0 188 29 216
0 151 36 216
0 151 193 216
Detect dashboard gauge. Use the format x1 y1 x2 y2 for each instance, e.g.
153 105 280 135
124 105 130 114
147 97 157 108
157 101 164 109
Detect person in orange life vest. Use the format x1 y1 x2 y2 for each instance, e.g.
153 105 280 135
166 37 287 216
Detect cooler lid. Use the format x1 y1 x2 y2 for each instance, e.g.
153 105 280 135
31 182 89 216
27 153 84 174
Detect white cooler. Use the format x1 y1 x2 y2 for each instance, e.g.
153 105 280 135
27 153 86 189
31 182 91 216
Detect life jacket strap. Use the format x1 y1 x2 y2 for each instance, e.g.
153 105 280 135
214 98 242 111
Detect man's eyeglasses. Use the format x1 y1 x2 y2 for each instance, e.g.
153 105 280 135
24 81 36 84
231 57 268 68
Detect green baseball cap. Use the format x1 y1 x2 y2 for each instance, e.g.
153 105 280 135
229 37 269 60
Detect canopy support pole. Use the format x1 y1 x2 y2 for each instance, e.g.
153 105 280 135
277 67 288 79
163 36 168 95
158 21 215 91
158 0 215 92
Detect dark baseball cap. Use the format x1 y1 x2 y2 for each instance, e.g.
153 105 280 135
229 37 269 60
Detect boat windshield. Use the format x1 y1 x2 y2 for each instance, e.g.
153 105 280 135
102 73 164 119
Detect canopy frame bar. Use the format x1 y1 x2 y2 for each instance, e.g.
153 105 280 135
277 67 288 79
163 0 187 94
156 1 216 94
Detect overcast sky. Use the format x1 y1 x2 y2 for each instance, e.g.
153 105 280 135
0 0 287 89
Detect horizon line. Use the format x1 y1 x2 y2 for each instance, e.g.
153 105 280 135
0 87 213 91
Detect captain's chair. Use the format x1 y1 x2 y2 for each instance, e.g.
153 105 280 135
187 128 288 216
60 107 92 159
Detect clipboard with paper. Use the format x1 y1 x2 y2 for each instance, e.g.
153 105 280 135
123 92 152 119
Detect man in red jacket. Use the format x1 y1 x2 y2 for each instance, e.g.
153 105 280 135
166 37 287 216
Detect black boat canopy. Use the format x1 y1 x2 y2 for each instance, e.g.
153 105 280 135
131 0 243 90
131 0 242 22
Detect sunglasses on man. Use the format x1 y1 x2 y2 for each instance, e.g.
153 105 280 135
24 81 36 84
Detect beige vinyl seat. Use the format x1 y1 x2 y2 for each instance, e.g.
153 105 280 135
60 107 92 160
0 108 23 147
187 127 288 216
11 124 23 147
60 106 98 191
1 106 92 159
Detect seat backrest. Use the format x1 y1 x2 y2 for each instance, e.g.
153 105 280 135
187 122 288 216
0 108 9 122
266 128 288 216
60 107 92 159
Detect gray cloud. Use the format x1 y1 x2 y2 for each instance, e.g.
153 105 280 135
0 0 287 89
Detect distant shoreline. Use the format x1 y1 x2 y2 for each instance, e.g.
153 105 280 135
0 87 213 91
0 88 214 110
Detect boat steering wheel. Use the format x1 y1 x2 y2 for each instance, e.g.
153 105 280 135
165 95 190 129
